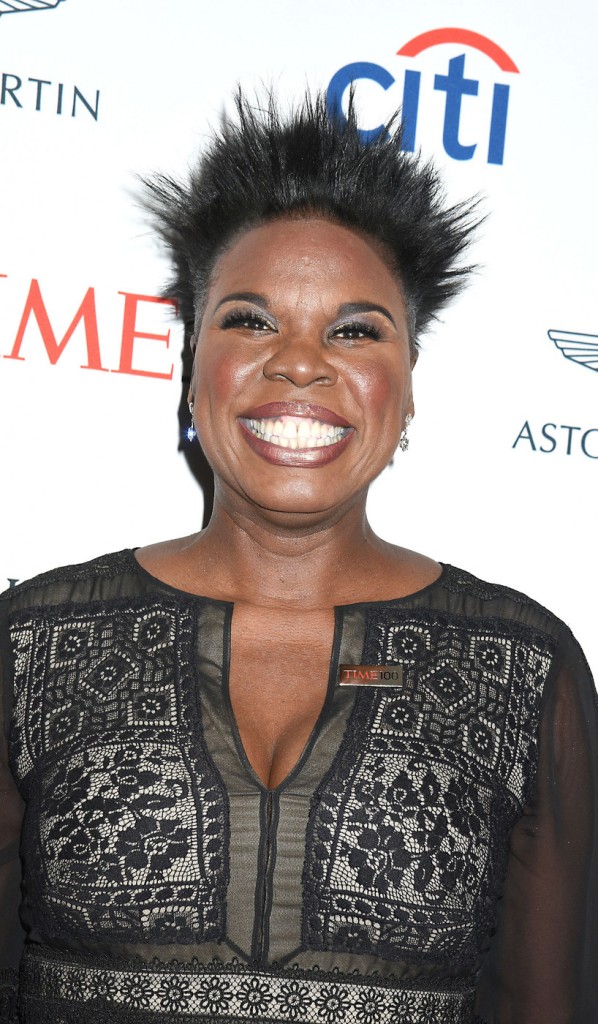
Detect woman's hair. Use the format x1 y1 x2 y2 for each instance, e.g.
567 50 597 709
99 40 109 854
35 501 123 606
143 89 480 350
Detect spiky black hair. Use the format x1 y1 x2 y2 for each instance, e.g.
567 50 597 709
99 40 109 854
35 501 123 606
143 90 480 350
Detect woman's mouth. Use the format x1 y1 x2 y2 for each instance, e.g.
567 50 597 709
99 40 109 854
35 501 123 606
239 415 350 449
237 404 355 466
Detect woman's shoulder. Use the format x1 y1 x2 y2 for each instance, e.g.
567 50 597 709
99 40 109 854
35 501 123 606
405 561 571 645
0 549 139 615
437 562 552 610
388 562 594 697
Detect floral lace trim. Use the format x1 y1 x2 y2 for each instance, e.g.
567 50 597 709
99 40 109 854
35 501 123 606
20 948 475 1023
302 608 555 965
9 597 229 945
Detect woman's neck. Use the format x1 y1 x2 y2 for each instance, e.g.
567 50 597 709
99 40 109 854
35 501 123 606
196 497 379 607
142 488 439 609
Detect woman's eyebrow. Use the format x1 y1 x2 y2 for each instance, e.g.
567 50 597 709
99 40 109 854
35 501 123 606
212 295 396 329
336 301 397 329
214 291 269 312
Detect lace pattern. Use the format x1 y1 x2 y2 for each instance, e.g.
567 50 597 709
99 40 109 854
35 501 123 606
303 610 555 965
19 947 476 1023
440 566 553 614
0 968 17 1024
3 558 586 1022
8 598 229 945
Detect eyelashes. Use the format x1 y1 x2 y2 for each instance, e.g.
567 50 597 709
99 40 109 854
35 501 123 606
331 321 382 342
219 309 274 332
218 308 383 343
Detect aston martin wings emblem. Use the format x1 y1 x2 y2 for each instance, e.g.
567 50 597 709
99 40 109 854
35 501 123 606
0 0 64 14
548 330 598 373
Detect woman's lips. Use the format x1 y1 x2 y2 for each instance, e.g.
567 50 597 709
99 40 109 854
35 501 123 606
237 401 355 466
240 401 351 428
238 417 354 466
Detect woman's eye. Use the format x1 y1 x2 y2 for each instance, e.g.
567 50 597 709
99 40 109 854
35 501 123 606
331 322 381 342
220 310 274 332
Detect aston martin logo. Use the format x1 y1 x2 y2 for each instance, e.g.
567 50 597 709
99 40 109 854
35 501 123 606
0 0 64 14
549 329 598 373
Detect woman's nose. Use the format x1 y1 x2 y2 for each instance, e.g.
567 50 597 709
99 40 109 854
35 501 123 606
262 335 338 388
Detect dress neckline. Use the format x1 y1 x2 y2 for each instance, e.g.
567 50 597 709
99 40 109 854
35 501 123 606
220 602 345 794
126 548 449 609
128 548 448 792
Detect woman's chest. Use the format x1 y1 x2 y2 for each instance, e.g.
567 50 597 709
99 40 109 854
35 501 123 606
228 603 336 789
8 594 553 963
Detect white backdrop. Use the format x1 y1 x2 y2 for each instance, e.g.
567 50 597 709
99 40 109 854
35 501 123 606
1 0 596 675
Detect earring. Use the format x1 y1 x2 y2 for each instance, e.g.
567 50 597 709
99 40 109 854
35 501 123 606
399 413 412 453
187 400 197 442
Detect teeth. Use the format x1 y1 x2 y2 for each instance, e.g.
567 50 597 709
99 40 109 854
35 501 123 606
242 415 349 449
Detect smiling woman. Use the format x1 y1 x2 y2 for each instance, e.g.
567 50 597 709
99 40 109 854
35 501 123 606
190 217 413 512
0 91 596 1024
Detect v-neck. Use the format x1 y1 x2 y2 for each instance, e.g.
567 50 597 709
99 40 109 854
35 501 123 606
127 547 449 794
220 603 344 794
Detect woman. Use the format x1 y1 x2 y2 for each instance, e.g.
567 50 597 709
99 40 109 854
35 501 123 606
0 93 596 1023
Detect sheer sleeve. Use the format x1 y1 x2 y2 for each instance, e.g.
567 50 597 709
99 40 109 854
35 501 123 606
475 630 598 1023
0 613 26 1023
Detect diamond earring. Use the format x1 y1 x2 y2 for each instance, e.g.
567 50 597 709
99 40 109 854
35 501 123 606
399 413 412 453
187 401 197 442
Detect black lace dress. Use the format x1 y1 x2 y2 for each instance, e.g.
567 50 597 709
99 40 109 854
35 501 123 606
0 550 596 1023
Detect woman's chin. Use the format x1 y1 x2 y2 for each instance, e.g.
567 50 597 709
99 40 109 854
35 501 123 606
237 481 363 524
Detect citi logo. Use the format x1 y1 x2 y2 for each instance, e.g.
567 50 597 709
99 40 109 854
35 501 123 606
0 0 65 15
327 27 519 165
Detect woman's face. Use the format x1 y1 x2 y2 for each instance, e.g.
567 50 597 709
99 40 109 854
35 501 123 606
191 216 415 521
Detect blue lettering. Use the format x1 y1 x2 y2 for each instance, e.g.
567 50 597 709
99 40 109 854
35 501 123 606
581 429 598 459
513 421 536 451
71 86 100 121
433 54 478 160
401 69 421 152
1 73 23 108
326 62 395 143
488 83 510 165
539 423 557 453
28 77 51 112
328 45 514 167
560 424 581 455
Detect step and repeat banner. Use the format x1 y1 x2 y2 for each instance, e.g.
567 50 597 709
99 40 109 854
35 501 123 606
1 0 597 674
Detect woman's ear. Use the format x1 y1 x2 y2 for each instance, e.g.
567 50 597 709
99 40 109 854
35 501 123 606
406 376 415 420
